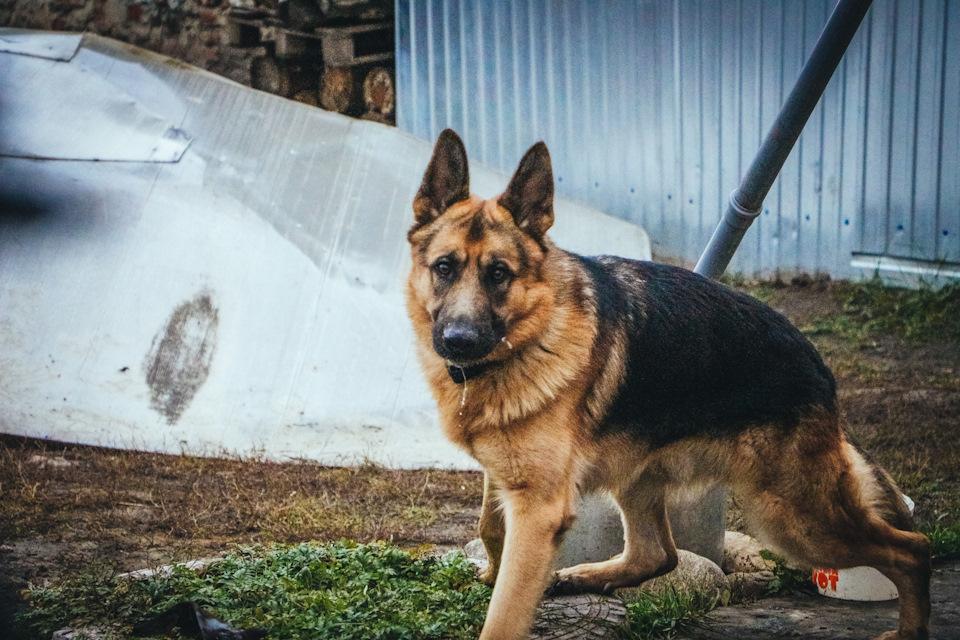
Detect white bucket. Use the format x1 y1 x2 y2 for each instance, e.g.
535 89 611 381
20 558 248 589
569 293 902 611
812 495 914 601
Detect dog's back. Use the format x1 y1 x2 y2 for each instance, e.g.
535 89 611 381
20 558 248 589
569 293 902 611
585 257 836 445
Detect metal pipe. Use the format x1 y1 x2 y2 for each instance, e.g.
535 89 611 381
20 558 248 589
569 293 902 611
694 0 874 280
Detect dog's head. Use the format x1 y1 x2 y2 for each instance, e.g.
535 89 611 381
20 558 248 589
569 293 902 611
407 129 556 369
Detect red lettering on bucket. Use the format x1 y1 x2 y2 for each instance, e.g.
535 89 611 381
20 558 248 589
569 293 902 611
812 568 840 591
815 570 828 589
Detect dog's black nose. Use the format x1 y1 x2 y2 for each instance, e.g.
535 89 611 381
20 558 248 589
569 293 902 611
434 317 498 363
442 323 481 358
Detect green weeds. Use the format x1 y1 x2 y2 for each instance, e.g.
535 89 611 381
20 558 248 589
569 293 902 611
623 590 718 640
17 541 491 640
805 277 960 343
924 521 960 559
757 550 816 595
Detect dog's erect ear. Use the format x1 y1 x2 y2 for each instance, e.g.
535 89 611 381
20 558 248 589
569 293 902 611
498 141 554 241
413 129 470 228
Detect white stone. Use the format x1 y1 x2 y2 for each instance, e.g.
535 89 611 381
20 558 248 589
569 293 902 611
619 549 729 603
52 628 106 640
722 531 775 574
463 538 489 573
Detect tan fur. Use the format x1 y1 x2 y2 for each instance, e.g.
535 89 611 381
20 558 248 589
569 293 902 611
406 131 931 640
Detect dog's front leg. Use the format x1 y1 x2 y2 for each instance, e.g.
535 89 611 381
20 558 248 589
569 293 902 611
479 486 574 640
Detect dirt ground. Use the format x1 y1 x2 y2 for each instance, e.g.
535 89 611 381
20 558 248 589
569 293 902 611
1 278 958 638
691 558 960 639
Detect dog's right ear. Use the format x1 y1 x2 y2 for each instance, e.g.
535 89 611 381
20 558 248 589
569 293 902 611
413 129 470 229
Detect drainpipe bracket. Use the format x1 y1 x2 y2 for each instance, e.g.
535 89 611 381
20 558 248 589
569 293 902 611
726 190 763 230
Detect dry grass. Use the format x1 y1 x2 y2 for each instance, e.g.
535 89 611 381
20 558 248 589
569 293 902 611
0 436 483 559
0 437 486 632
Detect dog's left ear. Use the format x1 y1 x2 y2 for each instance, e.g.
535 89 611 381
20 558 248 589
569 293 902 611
499 141 554 241
413 129 470 229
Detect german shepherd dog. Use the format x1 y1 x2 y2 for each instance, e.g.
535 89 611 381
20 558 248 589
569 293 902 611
406 129 931 640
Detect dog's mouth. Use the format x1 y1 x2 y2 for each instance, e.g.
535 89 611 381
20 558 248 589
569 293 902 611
442 335 513 365
442 334 518 382
445 360 495 383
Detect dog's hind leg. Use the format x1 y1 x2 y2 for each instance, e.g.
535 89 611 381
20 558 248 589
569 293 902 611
735 419 931 640
477 472 506 586
552 479 679 595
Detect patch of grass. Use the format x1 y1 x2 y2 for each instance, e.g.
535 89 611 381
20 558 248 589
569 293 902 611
922 521 960 558
623 590 718 640
17 541 491 640
927 371 960 391
800 314 870 342
758 550 816 595
828 357 890 381
718 273 776 303
810 277 960 343
749 285 777 304
402 505 440 527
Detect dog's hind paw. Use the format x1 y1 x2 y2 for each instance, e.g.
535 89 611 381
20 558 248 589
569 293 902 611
547 575 582 596
547 572 615 597
476 564 498 587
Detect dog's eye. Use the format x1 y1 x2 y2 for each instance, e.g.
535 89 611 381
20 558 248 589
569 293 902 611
434 260 453 278
489 265 511 284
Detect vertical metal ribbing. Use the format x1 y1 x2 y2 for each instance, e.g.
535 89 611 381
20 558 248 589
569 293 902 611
694 0 874 279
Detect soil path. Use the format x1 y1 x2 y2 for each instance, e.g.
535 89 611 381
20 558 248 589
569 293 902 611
689 559 960 640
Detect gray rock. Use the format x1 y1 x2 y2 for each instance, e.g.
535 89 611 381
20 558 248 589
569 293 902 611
721 531 774 574
464 538 490 574
618 549 729 603
531 594 629 640
117 556 221 580
28 454 77 468
52 628 107 640
464 538 487 562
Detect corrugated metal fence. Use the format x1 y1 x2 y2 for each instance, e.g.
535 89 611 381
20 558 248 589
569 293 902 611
396 0 960 280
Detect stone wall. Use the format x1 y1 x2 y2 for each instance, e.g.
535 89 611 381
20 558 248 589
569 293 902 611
0 0 260 86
